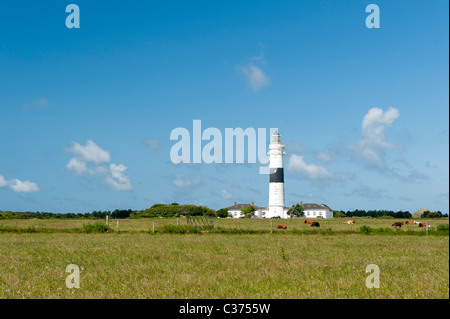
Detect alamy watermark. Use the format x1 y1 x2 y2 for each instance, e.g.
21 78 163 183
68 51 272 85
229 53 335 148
170 120 278 174
64 4 378 30
365 4 380 29
365 264 380 289
65 4 80 29
65 264 80 289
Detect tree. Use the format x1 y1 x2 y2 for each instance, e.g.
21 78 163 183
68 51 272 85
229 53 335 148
423 211 442 218
216 208 229 218
287 203 304 218
240 205 256 218
111 209 133 219
333 211 346 218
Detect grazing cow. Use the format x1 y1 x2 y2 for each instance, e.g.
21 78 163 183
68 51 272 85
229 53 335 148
418 223 430 228
304 219 314 225
405 221 415 225
311 222 320 227
392 222 403 228
344 219 355 224
276 224 287 230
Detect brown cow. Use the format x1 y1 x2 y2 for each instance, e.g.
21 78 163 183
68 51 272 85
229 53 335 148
304 219 314 225
418 223 430 228
311 222 320 227
344 219 355 224
276 224 287 229
392 222 403 228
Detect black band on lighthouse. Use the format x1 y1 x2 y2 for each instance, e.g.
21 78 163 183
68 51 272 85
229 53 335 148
270 168 284 183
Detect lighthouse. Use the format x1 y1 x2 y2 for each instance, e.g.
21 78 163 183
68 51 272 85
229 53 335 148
267 131 286 218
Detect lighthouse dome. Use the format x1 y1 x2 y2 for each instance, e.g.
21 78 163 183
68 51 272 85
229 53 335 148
271 131 282 144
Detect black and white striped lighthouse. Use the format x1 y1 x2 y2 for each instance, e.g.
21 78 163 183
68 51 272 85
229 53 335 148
268 131 286 218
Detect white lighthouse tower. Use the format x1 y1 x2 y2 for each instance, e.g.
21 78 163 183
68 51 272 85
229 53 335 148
267 131 286 218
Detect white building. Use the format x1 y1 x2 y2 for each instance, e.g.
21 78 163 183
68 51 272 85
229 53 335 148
226 202 268 218
225 202 291 219
302 203 334 219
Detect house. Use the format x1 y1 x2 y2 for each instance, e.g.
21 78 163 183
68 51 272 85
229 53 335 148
226 202 269 218
226 201 334 219
302 202 334 219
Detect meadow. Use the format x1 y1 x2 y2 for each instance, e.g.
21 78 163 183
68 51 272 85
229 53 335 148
0 218 448 299
0 216 448 233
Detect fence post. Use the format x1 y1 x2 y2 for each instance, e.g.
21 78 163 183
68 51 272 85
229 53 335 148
106 215 109 228
177 218 179 226
116 220 119 232
426 224 429 235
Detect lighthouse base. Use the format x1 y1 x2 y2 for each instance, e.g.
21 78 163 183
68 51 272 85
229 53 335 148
267 206 288 219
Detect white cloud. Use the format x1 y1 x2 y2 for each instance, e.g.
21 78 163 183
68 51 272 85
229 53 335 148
238 45 270 92
285 141 305 154
8 179 40 193
144 138 160 150
287 154 336 180
0 175 40 193
21 97 50 111
34 97 49 107
239 64 270 92
105 164 132 191
69 140 110 164
65 140 132 191
220 189 233 199
173 175 201 188
66 158 88 175
0 175 7 188
362 107 399 133
315 152 332 163
350 107 401 168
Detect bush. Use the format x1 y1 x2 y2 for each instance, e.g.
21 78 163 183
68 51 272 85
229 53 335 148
359 225 373 233
0 212 28 220
0 225 34 233
133 204 217 218
158 225 201 234
437 224 449 232
211 227 265 234
240 206 256 218
216 208 229 218
82 222 109 233
423 211 442 218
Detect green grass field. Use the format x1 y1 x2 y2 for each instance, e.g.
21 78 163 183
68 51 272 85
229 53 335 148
0 218 448 299
0 216 448 232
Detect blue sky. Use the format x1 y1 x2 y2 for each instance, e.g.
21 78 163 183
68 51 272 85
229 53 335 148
0 0 448 214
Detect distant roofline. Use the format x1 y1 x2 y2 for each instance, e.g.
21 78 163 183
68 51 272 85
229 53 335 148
302 203 333 211
226 203 266 210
